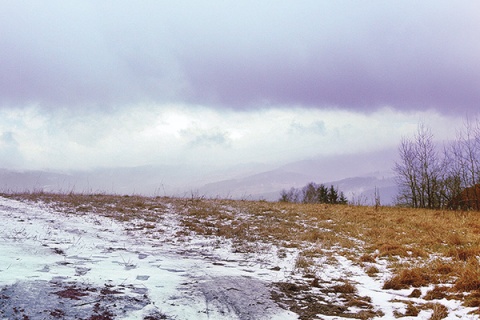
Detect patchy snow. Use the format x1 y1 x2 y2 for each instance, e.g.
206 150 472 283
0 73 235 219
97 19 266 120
0 197 297 319
0 196 479 319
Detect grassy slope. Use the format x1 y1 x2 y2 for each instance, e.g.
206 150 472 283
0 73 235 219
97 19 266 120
2 192 480 318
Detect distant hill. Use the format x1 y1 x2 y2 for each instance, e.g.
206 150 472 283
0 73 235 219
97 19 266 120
196 149 399 204
197 169 397 205
331 176 398 206
0 166 198 196
198 169 310 200
0 148 399 205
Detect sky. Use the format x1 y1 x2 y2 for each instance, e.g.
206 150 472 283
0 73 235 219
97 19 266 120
1 1 479 174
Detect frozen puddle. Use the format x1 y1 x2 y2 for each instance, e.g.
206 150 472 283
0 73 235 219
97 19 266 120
0 197 296 319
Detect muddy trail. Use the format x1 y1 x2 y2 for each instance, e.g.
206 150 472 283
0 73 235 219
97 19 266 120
0 197 297 320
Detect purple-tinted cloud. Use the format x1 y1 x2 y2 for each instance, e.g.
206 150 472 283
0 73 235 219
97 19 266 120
1 1 479 114
178 1 480 113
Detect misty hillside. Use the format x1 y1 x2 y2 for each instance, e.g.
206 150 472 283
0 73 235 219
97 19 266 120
196 151 398 203
0 164 398 205
198 170 397 205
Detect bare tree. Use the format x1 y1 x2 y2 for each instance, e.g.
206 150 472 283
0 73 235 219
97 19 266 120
414 123 441 208
394 123 441 208
374 186 381 210
396 118 480 210
302 182 318 203
445 118 480 209
441 143 463 207
279 187 302 203
394 136 419 207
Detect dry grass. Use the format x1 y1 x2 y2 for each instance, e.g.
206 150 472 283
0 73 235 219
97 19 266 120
424 303 449 319
465 291 480 308
383 267 436 290
332 281 357 294
2 191 480 316
1 192 168 223
404 302 420 317
393 301 420 317
424 286 449 300
454 257 480 291
365 265 380 276
11 193 477 259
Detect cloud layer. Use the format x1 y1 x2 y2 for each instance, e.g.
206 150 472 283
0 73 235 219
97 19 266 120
1 1 479 177
1 1 479 113
0 105 464 171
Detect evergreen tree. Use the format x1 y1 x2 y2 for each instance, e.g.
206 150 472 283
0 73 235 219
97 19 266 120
317 184 329 203
339 191 348 204
328 185 339 204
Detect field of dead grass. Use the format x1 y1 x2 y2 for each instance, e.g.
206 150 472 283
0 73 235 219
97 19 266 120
2 191 480 318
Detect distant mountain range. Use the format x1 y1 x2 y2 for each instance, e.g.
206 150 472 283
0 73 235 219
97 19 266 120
0 171 398 206
197 149 399 204
0 149 399 205
197 169 397 205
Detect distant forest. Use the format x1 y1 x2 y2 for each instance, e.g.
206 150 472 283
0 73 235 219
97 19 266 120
279 182 348 204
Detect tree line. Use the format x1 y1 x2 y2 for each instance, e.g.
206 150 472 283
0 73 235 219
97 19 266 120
394 119 480 210
279 182 348 204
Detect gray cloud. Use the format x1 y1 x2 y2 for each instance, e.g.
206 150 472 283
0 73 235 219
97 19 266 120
181 127 231 148
1 1 479 114
0 131 23 168
1 131 18 146
289 120 326 135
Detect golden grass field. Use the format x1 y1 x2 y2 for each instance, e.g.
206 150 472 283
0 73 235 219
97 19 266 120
2 192 480 319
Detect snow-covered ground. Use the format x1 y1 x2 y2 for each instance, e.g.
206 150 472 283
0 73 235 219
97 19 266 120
0 196 478 319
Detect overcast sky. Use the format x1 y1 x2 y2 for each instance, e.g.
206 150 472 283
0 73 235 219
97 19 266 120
1 1 479 172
